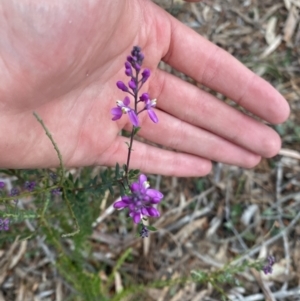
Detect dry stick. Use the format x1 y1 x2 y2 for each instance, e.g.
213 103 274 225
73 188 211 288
230 287 300 301
250 267 276 301
231 208 300 266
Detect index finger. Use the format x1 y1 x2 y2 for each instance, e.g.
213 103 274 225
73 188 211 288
162 14 290 124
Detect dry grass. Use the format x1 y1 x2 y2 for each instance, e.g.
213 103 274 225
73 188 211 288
1 0 300 300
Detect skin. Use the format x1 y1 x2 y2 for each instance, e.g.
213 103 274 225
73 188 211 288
0 0 290 176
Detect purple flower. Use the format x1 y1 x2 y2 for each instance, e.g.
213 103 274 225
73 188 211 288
140 225 149 238
116 81 128 92
139 93 149 102
51 188 61 196
126 46 145 72
50 172 58 182
111 96 139 127
0 181 5 189
10 188 19 203
24 181 36 192
141 69 151 83
130 46 144 65
0 219 9 231
134 64 141 72
128 79 137 91
263 255 275 275
144 98 158 123
114 174 163 224
125 62 132 77
127 55 134 64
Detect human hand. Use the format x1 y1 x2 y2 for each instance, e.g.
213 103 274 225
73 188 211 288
0 0 289 176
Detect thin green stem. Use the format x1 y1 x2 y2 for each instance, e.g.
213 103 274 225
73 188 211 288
124 69 140 183
33 112 64 186
61 185 80 237
125 126 135 183
33 112 79 237
0 185 61 203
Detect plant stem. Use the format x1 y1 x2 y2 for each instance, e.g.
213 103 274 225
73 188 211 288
125 126 135 184
124 69 140 183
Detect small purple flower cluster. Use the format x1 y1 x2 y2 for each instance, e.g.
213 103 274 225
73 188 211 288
0 218 9 231
114 174 163 224
263 255 275 275
51 187 61 196
10 187 19 197
140 224 149 238
24 181 36 192
111 46 158 127
10 187 19 203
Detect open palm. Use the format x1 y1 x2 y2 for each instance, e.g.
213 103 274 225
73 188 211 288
0 0 289 176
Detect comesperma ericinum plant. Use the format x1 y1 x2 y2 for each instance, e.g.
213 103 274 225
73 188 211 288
111 46 163 238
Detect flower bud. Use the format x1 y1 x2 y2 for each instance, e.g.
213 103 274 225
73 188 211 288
141 69 151 83
116 81 128 92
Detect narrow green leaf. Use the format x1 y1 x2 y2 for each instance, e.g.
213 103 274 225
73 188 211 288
147 225 157 231
133 126 141 135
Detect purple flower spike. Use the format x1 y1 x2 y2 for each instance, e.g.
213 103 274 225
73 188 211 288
141 69 151 83
116 81 128 92
262 255 275 275
113 174 163 224
0 181 5 189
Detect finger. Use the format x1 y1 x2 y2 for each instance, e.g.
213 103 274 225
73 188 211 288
150 69 281 158
159 11 290 124
100 136 212 177
134 107 262 168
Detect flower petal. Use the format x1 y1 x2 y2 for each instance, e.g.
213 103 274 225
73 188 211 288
113 200 129 209
139 93 150 102
128 110 139 127
128 79 137 91
146 189 163 200
130 182 139 193
141 207 149 216
146 207 160 217
123 96 130 106
138 174 147 185
116 81 128 92
147 109 158 123
141 68 151 83
130 212 141 224
111 107 122 120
